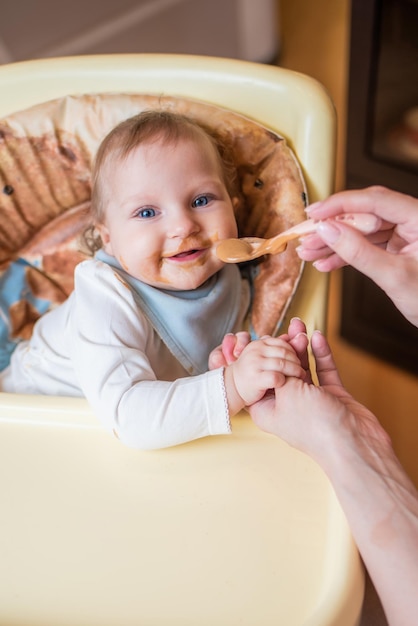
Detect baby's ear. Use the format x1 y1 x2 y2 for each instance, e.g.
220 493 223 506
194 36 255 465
232 196 240 210
96 223 112 253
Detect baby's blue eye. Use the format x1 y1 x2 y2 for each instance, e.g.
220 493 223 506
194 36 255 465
192 195 209 208
137 207 156 219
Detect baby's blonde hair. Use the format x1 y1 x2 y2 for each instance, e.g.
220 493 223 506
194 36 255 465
85 110 238 252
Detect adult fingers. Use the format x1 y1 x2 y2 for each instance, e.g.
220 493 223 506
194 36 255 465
307 186 418 243
311 331 344 389
314 220 400 293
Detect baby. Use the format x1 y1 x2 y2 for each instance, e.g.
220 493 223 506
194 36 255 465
0 110 305 449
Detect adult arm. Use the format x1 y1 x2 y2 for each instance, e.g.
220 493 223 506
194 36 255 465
249 331 418 626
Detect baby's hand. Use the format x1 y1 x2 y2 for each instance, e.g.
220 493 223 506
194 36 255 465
223 336 305 415
208 331 251 369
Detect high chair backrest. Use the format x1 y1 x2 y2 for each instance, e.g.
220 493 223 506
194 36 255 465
0 55 363 626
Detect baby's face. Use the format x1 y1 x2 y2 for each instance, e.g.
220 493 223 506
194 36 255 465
97 136 238 290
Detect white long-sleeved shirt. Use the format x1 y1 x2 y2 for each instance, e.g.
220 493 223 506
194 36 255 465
0 259 249 449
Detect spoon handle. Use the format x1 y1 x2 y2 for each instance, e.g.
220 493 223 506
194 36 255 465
264 219 318 254
265 213 382 255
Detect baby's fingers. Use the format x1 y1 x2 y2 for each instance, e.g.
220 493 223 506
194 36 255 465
265 340 304 369
259 354 305 382
232 331 251 359
221 331 251 364
208 345 226 370
221 334 238 365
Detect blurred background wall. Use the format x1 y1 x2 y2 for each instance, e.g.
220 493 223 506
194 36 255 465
0 0 278 64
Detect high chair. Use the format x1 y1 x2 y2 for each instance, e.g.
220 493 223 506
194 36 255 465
0 55 364 626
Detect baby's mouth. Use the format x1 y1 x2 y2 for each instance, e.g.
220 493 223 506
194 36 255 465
167 248 206 262
165 239 212 262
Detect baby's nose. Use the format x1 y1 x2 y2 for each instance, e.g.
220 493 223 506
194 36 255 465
168 210 200 237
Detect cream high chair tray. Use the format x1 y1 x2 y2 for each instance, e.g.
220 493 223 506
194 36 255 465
0 55 364 626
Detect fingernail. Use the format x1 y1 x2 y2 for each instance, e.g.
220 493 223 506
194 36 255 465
316 221 341 243
305 201 322 214
312 260 326 271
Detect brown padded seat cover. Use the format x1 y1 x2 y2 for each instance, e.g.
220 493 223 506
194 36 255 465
0 93 307 339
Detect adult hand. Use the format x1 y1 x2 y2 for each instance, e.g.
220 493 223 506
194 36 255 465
248 329 391 467
297 186 418 326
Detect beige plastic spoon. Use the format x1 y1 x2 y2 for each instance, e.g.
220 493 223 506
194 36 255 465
216 213 382 263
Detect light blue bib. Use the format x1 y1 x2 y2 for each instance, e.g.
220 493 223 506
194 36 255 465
96 250 250 375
